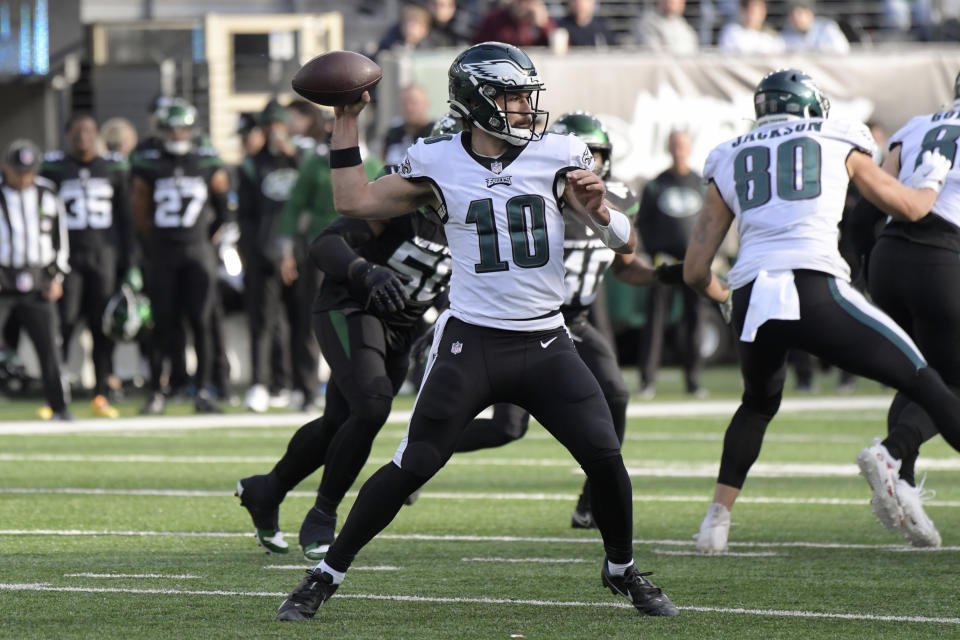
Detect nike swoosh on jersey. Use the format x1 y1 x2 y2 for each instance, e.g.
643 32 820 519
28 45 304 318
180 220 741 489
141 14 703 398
540 337 557 348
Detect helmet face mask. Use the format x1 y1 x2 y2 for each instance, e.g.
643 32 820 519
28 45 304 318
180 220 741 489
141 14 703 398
754 69 830 125
549 111 612 178
448 42 548 146
159 99 197 155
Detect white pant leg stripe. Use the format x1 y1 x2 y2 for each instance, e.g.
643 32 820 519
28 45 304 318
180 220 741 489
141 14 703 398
831 278 927 368
392 309 452 468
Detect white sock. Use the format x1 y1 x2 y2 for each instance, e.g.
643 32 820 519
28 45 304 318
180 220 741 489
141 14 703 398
606 559 634 577
317 560 345 584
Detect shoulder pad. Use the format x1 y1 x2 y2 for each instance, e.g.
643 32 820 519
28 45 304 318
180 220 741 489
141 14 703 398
42 151 65 162
820 119 877 155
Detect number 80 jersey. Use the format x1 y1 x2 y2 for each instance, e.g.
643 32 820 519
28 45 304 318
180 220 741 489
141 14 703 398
704 117 876 289
399 131 595 332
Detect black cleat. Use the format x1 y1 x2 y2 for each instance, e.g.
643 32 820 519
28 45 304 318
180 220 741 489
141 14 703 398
276 569 339 621
571 505 597 529
236 475 288 554
299 507 337 561
194 389 223 414
601 561 679 617
140 391 166 416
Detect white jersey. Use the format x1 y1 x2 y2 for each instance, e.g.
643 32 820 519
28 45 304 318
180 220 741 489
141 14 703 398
704 117 876 289
891 109 960 229
399 131 594 331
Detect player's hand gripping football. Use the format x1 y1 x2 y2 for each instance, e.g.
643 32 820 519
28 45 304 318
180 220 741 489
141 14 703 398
565 169 607 222
349 261 411 314
334 91 371 118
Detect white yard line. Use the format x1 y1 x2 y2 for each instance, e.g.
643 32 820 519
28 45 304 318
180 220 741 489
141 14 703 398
3 487 960 507
0 582 956 624
460 557 592 564
264 565 399 571
1 529 959 552
652 550 780 557
63 573 202 579
0 396 896 435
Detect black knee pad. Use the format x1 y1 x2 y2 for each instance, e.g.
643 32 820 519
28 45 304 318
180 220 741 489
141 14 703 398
398 440 447 478
351 375 394 427
741 389 781 419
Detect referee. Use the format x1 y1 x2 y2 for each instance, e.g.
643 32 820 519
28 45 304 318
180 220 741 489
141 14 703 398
0 139 71 419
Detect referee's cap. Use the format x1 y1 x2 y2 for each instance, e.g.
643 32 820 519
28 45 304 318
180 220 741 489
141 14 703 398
5 139 41 172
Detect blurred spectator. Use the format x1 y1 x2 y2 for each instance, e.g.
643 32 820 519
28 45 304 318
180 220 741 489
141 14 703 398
237 112 265 157
718 0 786 53
781 0 851 53
474 0 556 46
100 118 138 157
237 99 299 413
636 130 706 398
286 99 331 156
633 0 700 53
425 0 472 46
555 0 616 47
382 84 433 167
375 5 433 58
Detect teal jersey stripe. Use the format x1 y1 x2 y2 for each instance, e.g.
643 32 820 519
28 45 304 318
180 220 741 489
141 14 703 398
827 278 925 369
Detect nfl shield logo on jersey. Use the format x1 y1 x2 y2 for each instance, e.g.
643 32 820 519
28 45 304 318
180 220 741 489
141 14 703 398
451 341 463 355
490 161 502 175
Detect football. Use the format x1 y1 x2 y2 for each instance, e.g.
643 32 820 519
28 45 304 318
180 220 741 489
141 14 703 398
291 50 382 107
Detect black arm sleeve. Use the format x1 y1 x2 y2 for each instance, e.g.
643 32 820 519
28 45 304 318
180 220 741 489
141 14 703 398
309 217 377 280
839 190 886 283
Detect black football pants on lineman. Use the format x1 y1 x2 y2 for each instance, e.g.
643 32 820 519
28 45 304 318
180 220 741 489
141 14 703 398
270 308 410 511
59 247 117 397
868 236 960 484
323 312 635 574
717 269 960 490
0 292 67 412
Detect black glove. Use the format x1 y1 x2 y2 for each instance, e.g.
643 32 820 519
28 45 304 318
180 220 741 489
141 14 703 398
349 261 411 314
654 262 685 285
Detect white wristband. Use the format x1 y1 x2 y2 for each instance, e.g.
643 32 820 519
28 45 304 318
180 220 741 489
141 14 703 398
595 207 631 250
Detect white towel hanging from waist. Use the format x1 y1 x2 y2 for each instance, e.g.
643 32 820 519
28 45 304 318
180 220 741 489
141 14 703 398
740 269 801 342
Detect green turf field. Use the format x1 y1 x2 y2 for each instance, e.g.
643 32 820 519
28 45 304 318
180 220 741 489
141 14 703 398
2 367 958 639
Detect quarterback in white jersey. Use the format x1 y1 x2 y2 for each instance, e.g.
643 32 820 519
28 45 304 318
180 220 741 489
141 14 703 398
849 72 960 547
277 43 681 622
681 69 960 558
399 126 593 331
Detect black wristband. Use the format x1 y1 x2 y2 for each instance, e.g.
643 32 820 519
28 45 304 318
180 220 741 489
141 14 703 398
329 146 362 169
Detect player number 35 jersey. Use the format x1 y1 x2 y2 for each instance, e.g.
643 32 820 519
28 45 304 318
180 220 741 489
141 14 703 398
704 117 876 289
399 131 594 331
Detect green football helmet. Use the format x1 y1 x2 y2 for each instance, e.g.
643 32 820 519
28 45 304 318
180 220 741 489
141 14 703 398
430 112 463 137
448 42 548 146
754 69 830 123
103 284 153 342
158 98 197 130
549 112 612 179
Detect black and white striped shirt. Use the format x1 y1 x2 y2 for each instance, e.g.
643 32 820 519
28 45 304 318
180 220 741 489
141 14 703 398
0 175 70 280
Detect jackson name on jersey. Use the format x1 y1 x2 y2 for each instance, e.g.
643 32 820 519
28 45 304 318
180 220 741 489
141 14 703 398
704 117 876 289
399 130 594 331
